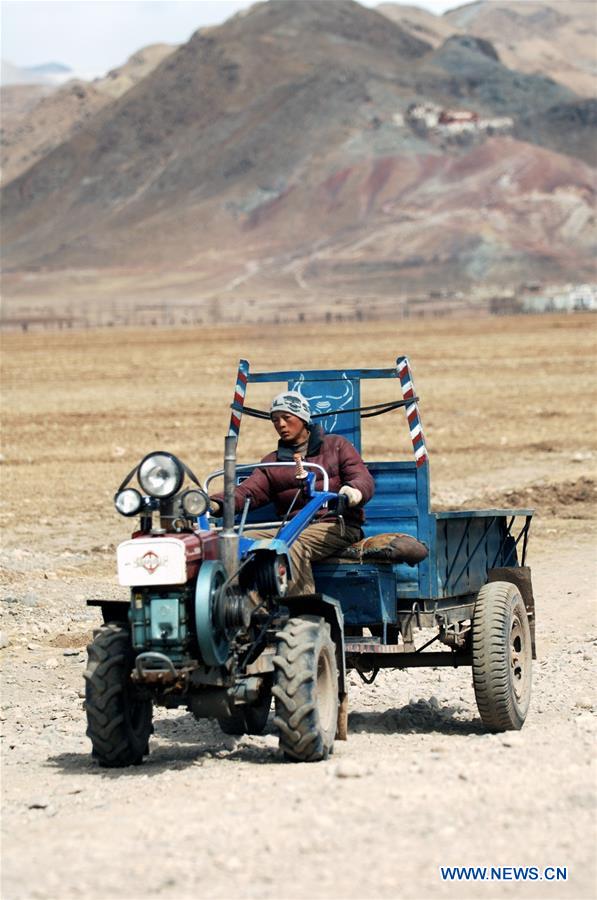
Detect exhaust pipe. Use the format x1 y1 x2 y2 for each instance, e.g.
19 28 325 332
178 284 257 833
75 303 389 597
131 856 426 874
219 435 239 579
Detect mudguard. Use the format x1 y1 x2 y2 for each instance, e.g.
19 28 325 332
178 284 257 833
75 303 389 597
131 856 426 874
87 598 129 624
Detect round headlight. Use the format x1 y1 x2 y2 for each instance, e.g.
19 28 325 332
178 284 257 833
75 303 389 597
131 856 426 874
181 489 209 517
114 488 143 517
138 452 184 499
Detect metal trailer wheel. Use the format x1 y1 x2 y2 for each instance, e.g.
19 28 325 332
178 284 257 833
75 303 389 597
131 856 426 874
272 615 339 762
218 682 272 736
84 623 153 767
472 581 532 731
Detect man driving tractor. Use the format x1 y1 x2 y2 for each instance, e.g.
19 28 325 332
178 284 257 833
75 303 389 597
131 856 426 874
210 391 374 595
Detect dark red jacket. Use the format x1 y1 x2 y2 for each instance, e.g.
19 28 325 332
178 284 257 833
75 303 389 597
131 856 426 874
213 425 375 526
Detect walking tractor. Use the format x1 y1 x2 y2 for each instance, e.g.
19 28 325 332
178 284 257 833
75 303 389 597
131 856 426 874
85 357 535 766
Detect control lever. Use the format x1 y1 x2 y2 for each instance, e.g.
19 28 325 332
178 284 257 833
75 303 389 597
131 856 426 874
324 492 347 536
293 453 310 497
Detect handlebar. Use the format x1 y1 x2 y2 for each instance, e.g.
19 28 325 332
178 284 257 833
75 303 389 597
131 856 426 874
204 461 330 493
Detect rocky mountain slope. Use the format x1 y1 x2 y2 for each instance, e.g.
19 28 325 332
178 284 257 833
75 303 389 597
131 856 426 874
378 0 597 98
445 0 597 98
1 44 174 185
1 0 595 300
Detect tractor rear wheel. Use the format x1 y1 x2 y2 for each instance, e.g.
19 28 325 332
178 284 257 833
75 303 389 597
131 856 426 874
272 615 338 762
218 681 272 736
84 623 153 767
472 581 532 731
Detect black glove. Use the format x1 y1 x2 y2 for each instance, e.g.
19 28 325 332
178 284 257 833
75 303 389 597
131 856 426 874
330 493 349 517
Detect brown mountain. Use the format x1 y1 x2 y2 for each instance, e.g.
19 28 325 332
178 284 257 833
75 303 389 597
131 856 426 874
445 1 597 99
1 84 55 133
1 0 595 305
95 44 176 100
376 4 456 48
379 0 597 98
1 44 174 185
1 81 109 185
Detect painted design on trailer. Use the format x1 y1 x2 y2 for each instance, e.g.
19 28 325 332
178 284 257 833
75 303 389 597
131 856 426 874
291 372 354 433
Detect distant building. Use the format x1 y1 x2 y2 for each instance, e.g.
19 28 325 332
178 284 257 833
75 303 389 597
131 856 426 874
405 103 513 139
570 284 597 311
438 109 479 124
521 284 597 313
478 115 514 135
406 102 441 129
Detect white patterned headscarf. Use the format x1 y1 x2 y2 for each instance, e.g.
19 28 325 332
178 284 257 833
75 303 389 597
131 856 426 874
270 391 311 424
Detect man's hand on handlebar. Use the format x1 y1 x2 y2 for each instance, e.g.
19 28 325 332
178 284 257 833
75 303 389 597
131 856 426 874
338 485 363 507
208 499 224 518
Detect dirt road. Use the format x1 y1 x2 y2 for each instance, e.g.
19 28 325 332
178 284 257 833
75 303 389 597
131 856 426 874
1 315 595 899
1 533 595 900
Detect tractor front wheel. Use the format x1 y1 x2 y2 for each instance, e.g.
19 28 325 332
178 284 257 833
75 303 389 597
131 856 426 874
84 623 153 767
472 581 532 731
273 615 338 762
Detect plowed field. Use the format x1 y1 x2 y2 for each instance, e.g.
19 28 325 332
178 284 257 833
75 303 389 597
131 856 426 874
1 313 596 899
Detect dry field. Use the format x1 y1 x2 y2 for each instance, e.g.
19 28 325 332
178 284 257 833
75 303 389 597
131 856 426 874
2 313 596 555
1 313 596 900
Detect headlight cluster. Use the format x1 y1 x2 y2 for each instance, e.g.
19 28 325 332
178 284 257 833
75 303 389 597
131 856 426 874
114 451 208 519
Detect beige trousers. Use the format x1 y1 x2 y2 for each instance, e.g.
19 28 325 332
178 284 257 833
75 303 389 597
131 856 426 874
250 520 362 596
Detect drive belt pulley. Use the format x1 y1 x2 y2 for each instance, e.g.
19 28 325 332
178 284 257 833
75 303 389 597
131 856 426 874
238 551 289 600
194 561 250 666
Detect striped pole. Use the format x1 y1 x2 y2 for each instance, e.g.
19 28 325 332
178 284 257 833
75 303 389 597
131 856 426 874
396 356 428 467
228 358 250 438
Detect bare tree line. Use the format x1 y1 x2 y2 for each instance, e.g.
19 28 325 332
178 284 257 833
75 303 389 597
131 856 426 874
4 291 590 333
